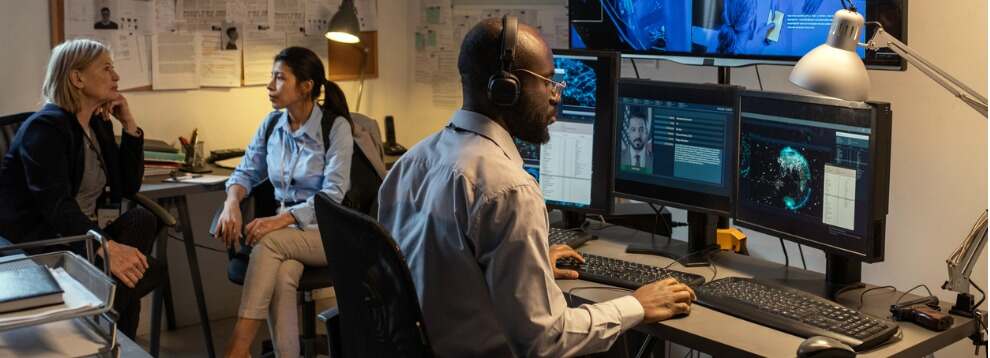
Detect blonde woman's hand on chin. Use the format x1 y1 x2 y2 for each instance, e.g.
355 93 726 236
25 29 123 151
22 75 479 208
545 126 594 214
102 93 140 136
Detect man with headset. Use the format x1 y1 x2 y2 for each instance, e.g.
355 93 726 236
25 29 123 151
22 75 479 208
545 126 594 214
377 16 695 356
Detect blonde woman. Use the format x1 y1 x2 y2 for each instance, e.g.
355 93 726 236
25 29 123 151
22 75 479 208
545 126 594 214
0 38 162 339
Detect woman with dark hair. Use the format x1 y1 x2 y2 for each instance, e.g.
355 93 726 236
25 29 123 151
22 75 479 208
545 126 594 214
215 46 353 357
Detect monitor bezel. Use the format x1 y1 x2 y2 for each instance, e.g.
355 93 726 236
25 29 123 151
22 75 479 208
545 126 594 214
612 79 742 216
734 90 891 262
568 0 908 70
541 49 620 216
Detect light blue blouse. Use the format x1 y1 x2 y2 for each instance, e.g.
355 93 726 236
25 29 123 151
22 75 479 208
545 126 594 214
227 104 353 229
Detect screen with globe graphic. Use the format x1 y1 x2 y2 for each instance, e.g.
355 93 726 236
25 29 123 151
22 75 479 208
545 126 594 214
738 110 872 235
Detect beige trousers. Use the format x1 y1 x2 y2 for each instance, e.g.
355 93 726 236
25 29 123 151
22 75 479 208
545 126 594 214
238 228 327 357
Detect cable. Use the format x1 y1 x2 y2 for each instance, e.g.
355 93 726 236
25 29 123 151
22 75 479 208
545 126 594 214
663 248 718 284
630 58 641 79
755 64 764 91
168 233 228 254
971 278 986 308
779 238 790 268
855 285 896 309
894 284 935 306
797 244 807 270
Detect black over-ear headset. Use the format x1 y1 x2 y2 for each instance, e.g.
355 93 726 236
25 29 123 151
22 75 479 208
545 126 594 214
487 15 519 107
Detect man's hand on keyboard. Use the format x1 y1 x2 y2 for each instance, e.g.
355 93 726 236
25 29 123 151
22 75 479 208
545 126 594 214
549 244 584 279
633 278 696 323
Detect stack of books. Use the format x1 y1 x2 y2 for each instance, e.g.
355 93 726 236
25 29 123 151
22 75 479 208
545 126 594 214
144 139 184 177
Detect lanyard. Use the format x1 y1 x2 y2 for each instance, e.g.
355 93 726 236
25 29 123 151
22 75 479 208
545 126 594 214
278 132 305 211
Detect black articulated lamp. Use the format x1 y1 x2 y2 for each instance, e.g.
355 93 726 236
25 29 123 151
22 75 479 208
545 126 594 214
326 0 369 112
325 0 361 44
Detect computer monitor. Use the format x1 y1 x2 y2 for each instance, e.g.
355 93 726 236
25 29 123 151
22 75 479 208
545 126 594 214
736 90 891 296
514 49 620 221
568 0 907 69
613 80 741 265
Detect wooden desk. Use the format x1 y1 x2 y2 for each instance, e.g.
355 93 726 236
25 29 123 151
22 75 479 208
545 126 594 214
557 226 977 357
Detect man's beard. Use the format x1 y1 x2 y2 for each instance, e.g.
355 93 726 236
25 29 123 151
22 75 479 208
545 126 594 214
507 99 553 144
631 138 644 150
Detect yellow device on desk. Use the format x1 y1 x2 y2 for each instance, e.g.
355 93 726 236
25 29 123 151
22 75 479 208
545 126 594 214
717 227 747 254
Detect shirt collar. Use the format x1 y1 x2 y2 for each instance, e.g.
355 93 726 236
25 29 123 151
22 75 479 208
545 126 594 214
278 103 323 140
448 109 523 165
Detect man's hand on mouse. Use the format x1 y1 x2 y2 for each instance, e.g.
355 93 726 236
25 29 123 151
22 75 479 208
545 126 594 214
633 278 696 323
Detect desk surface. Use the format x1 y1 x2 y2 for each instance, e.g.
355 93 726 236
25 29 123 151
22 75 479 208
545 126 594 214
139 167 232 199
557 226 976 357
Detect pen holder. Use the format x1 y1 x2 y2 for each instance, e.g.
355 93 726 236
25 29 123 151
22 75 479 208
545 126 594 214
180 141 212 173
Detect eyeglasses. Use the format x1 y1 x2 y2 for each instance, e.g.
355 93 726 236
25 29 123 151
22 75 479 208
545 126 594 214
512 69 567 98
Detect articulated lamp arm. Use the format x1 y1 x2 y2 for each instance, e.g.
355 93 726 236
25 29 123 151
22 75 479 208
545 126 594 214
863 25 988 118
942 210 988 294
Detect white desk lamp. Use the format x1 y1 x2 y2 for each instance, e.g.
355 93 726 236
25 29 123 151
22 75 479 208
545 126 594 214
789 9 988 118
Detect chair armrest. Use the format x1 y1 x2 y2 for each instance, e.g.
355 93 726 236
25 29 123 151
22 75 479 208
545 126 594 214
131 193 177 227
318 307 341 357
318 307 339 323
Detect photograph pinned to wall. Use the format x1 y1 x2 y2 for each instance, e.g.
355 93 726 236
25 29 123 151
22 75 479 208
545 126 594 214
223 21 240 50
94 1 120 30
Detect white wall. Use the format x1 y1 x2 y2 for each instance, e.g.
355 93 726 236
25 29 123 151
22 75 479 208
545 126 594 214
1 0 986 356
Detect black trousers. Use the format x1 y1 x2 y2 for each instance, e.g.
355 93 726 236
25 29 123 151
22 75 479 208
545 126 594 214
100 207 165 339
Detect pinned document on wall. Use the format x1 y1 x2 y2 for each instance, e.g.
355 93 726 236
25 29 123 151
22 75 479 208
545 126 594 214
151 32 201 90
199 29 243 87
242 30 287 85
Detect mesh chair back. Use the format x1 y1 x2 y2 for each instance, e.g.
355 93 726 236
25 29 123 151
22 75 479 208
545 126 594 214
314 192 433 357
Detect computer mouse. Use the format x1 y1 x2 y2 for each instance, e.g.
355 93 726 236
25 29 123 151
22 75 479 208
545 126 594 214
796 336 855 358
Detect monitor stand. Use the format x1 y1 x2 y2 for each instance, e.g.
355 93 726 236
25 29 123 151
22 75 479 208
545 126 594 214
559 211 586 230
625 210 720 267
769 254 864 300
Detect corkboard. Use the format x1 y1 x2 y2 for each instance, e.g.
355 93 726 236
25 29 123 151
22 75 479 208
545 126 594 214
328 31 379 81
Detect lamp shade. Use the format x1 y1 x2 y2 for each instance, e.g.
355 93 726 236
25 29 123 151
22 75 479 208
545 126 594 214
326 0 361 44
789 9 869 101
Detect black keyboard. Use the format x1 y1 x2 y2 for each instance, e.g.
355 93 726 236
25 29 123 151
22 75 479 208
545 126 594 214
695 277 899 351
556 253 706 289
548 227 594 248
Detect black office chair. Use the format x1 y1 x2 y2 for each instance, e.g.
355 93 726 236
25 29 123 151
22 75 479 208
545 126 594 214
0 111 179 356
313 192 434 357
209 180 333 358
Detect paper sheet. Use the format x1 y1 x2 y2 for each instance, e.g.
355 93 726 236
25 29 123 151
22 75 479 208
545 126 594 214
113 32 153 90
286 33 329 70
431 46 460 107
243 0 275 31
151 32 201 89
199 31 242 87
355 0 377 31
164 174 229 184
64 0 99 37
177 0 226 32
303 0 336 36
242 30 286 85
155 0 178 32
273 0 306 33
114 0 156 35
